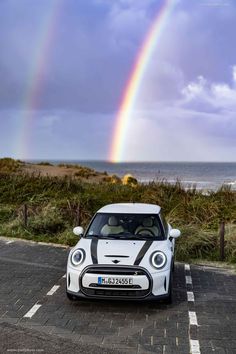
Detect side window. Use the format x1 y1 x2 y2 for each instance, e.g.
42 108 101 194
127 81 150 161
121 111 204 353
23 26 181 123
160 212 168 237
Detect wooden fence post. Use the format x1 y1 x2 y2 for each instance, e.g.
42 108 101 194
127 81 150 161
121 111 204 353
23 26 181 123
23 204 28 227
219 221 225 261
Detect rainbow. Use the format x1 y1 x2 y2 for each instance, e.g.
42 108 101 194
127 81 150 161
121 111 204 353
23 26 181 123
18 0 63 159
109 0 176 163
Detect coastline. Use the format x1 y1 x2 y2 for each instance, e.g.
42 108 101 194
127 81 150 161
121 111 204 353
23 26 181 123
26 159 236 191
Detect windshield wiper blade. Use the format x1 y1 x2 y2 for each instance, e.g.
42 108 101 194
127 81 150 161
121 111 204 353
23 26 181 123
127 234 157 240
114 235 141 240
98 235 118 239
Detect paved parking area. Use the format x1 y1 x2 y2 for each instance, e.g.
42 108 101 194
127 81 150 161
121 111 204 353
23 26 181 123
0 237 235 354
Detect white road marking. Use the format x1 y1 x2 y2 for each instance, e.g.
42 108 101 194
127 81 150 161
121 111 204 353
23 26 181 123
190 339 201 354
186 275 192 284
24 303 41 318
6 240 14 244
185 264 201 353
189 311 198 326
187 291 195 302
185 264 190 271
47 285 60 296
62 273 66 278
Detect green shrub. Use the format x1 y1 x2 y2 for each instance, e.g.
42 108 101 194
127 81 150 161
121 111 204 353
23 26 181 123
37 162 53 166
0 205 15 222
28 205 66 235
0 158 21 173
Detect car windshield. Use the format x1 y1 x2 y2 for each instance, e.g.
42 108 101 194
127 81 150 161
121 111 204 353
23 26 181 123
85 213 165 240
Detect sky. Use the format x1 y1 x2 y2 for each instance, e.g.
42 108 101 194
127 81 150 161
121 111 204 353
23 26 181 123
0 0 236 162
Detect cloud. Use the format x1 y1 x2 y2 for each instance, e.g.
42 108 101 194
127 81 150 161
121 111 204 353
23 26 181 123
233 65 236 82
122 66 236 161
181 66 236 112
0 107 115 159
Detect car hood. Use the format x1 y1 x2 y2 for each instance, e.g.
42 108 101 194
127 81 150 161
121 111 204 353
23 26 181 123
73 238 171 268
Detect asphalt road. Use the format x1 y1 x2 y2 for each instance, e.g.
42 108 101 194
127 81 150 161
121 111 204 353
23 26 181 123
0 237 235 354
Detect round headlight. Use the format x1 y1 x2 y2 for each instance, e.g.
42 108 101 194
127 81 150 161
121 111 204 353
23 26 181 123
150 251 167 269
71 249 85 266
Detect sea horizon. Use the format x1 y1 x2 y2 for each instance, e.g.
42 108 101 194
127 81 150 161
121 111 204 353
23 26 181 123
26 159 236 164
24 159 236 191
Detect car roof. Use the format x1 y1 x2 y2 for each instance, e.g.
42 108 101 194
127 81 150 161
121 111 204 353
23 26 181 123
97 203 161 214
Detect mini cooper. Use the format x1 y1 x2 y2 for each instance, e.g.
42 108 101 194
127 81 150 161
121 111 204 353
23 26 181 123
66 203 181 303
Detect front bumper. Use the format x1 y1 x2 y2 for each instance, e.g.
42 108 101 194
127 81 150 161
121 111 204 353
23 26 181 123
67 264 170 301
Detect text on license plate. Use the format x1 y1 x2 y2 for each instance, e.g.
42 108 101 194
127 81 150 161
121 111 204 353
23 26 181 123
98 277 133 285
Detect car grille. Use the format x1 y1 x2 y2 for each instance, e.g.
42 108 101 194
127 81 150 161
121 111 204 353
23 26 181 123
83 288 150 297
80 265 151 299
89 283 141 289
85 266 146 276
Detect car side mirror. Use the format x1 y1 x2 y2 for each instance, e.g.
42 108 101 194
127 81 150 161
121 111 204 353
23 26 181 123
169 229 181 239
73 226 84 236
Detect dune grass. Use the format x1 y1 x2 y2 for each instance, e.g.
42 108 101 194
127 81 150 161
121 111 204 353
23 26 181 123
0 170 235 262
0 157 22 173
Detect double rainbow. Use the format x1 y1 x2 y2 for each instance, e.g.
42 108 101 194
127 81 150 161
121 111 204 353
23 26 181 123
109 0 175 163
17 0 175 160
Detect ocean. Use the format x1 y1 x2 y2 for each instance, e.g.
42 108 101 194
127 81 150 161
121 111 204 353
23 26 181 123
42 161 236 191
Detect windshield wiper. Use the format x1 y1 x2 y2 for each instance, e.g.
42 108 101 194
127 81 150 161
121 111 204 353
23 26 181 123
93 235 118 239
113 234 147 240
123 234 157 240
98 233 157 240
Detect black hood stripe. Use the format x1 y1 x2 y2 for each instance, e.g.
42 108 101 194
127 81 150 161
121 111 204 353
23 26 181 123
91 238 98 264
134 240 153 265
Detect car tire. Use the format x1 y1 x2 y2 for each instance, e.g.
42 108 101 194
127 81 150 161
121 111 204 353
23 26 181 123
172 259 175 273
164 272 173 304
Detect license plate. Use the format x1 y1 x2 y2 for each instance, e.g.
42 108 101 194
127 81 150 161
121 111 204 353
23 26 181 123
98 277 133 285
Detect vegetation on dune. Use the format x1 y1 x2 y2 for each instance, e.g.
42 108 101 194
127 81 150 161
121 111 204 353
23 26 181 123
0 157 22 173
0 159 235 262
36 161 53 166
122 174 138 187
58 163 106 179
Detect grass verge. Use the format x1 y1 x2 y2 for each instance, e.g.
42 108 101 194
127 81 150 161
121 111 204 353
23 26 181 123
0 168 235 262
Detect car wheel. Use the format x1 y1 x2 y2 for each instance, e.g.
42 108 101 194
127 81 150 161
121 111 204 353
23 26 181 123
172 259 175 273
66 291 77 301
164 272 173 304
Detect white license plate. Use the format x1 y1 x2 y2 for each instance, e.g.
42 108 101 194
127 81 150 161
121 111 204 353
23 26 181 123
98 277 133 285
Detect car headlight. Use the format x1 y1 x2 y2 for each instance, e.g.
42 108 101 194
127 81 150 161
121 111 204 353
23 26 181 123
150 251 167 269
70 249 85 266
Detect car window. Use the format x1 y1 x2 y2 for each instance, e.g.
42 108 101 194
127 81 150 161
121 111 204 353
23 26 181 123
85 213 165 240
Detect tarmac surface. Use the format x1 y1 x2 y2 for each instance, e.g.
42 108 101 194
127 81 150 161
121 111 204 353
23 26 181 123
0 237 235 354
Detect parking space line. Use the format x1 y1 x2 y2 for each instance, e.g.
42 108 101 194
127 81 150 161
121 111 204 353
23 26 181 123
189 311 198 326
23 303 42 318
190 339 201 354
185 275 192 284
187 291 195 302
185 264 190 271
47 285 60 296
185 264 201 354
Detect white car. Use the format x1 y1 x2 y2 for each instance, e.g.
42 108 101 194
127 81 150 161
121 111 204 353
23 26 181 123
66 203 181 303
